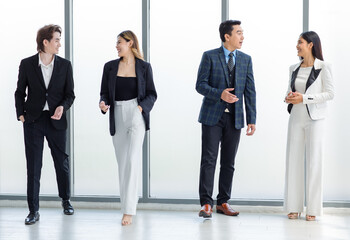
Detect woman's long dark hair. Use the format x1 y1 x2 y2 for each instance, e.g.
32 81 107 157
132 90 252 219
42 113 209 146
300 31 324 61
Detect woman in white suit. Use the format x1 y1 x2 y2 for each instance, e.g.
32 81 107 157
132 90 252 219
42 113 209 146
284 31 334 221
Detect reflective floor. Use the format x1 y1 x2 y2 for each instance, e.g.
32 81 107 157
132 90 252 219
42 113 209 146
0 206 350 240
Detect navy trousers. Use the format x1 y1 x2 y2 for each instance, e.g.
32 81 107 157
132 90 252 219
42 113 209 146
199 112 241 207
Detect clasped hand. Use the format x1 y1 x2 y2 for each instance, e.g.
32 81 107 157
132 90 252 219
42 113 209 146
285 91 303 104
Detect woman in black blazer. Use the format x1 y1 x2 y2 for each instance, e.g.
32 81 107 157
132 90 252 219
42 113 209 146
99 30 157 226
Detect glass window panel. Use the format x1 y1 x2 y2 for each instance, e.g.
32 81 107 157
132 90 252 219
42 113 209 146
149 0 221 198
229 0 302 199
73 0 142 196
0 0 65 195
310 0 350 201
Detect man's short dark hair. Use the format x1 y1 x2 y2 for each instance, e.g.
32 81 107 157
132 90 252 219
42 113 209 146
36 24 62 52
219 20 241 42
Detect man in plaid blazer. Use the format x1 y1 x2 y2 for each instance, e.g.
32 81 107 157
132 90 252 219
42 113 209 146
196 20 256 218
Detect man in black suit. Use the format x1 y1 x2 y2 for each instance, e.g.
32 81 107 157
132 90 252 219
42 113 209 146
14 24 75 225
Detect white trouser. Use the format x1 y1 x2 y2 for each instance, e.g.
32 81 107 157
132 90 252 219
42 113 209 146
284 103 324 216
112 98 145 215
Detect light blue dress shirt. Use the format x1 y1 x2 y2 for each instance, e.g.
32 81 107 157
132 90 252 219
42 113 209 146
222 46 237 65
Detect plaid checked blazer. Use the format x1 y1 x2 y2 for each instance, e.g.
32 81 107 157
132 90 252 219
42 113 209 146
196 47 256 128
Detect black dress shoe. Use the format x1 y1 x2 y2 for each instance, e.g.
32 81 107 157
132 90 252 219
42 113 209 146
62 200 74 215
25 211 40 225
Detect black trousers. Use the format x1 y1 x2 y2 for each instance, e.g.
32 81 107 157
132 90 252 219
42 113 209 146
199 113 241 207
23 111 70 212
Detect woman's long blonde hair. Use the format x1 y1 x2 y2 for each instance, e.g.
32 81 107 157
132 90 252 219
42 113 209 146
118 30 144 60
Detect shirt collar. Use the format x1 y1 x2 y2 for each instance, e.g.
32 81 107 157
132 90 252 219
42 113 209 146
222 46 237 58
38 54 55 68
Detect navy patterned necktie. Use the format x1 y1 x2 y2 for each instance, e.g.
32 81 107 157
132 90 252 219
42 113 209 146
228 52 234 72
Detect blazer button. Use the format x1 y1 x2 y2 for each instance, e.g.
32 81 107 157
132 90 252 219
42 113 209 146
46 93 48 96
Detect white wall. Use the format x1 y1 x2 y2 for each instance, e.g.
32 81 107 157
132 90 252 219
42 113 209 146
228 0 302 199
310 0 350 201
149 0 221 198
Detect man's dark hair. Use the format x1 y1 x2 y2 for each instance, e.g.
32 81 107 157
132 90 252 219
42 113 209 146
36 24 62 52
219 20 241 42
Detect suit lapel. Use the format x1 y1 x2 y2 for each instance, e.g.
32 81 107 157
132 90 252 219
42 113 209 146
290 66 300 92
32 54 46 89
287 66 299 113
109 59 120 103
135 58 146 96
112 59 120 76
47 55 59 90
305 67 321 91
234 51 241 88
218 48 230 86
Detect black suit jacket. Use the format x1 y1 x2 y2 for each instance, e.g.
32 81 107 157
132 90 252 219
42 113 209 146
15 53 75 130
100 58 157 135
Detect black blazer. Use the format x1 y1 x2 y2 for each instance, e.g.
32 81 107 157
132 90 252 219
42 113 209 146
14 54 75 130
100 58 157 136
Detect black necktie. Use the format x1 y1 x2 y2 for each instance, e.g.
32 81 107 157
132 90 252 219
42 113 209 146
228 52 234 72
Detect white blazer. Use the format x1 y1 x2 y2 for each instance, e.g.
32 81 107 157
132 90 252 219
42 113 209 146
286 58 335 120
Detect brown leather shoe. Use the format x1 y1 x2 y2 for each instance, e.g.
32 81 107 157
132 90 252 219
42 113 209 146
199 204 212 218
216 203 239 216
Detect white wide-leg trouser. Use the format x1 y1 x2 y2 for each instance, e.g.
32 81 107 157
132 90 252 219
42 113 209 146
284 104 324 216
112 98 145 215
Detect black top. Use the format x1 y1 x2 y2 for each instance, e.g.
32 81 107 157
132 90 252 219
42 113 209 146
115 76 138 101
